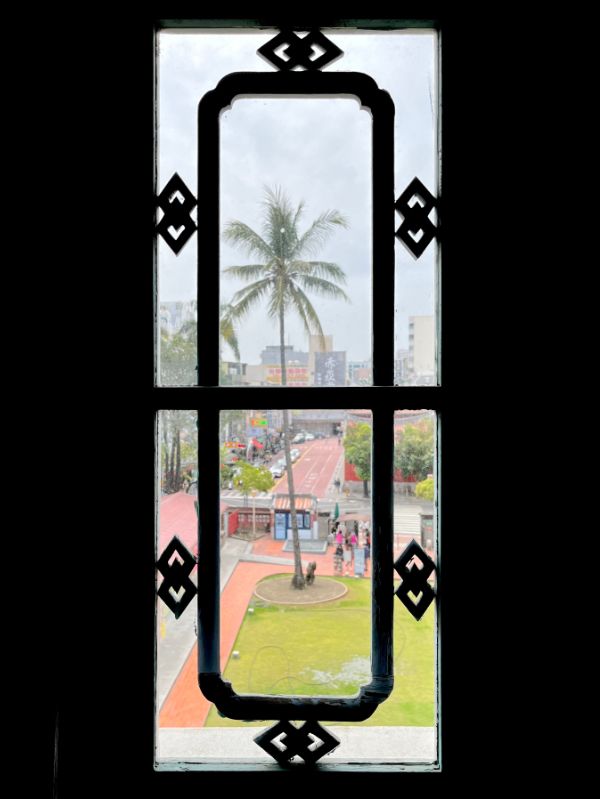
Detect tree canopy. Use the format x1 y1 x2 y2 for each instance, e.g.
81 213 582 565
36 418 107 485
232 461 274 495
394 418 434 482
344 422 372 496
415 475 434 501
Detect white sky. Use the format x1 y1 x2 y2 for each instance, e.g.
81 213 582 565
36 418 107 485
158 29 438 364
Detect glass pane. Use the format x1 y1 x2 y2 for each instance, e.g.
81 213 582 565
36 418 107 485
157 28 439 386
155 410 199 731
215 409 371 701
156 408 438 766
219 101 372 386
157 30 278 386
327 31 439 385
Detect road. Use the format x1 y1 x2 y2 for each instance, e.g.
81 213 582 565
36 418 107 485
271 436 343 497
219 436 344 502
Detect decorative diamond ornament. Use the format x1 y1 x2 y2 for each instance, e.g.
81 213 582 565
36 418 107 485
258 30 343 71
394 539 436 620
254 720 340 765
156 173 197 254
156 536 197 618
395 177 438 258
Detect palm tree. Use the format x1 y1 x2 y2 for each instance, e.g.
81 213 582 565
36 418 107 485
220 302 240 362
219 302 241 384
223 186 350 588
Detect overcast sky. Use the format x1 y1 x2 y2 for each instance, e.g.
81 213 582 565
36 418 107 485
158 29 438 366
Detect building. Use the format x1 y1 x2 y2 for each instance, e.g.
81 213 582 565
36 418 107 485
221 361 246 385
394 349 409 384
308 334 333 381
260 345 308 366
289 409 346 437
348 360 372 385
408 316 435 384
242 364 267 385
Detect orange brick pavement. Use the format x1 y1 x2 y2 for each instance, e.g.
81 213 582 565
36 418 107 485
159 541 347 727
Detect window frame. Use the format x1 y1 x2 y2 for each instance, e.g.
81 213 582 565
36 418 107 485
152 16 444 772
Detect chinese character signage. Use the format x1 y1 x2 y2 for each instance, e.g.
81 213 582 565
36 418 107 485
314 351 346 386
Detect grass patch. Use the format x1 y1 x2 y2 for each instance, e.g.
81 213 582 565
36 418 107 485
205 575 435 727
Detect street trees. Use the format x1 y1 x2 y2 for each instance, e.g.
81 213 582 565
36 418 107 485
160 321 196 385
415 475 434 501
232 460 275 496
223 187 349 588
160 300 241 386
162 410 197 494
394 418 434 482
344 422 372 498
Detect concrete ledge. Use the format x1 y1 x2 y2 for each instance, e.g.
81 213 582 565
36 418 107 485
157 725 437 765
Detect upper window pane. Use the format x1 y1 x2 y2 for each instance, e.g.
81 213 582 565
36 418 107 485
219 99 371 386
156 28 439 386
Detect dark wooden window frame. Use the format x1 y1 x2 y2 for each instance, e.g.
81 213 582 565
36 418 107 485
152 16 444 770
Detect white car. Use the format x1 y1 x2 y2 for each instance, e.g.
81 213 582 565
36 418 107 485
270 464 284 478
305 433 315 441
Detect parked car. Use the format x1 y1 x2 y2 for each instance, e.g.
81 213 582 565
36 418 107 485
270 464 284 478
305 433 315 441
292 433 305 443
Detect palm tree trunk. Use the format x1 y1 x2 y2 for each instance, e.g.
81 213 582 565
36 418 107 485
280 308 305 589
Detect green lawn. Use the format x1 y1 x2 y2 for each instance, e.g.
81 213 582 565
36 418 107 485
205 574 435 727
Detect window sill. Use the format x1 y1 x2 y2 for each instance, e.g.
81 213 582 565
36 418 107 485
156 725 438 771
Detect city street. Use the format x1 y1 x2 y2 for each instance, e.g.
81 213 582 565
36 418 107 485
270 436 343 497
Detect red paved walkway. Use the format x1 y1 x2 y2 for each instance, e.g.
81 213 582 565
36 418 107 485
158 492 198 556
160 561 294 727
159 538 345 728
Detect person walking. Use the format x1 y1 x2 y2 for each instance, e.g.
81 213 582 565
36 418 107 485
343 540 353 576
334 542 344 574
364 531 371 575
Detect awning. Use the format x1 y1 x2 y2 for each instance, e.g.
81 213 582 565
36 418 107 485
273 495 314 510
251 438 264 448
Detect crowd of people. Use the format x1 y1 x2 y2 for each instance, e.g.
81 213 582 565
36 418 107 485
329 520 371 577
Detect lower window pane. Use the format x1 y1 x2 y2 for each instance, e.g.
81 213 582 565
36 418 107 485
155 408 438 768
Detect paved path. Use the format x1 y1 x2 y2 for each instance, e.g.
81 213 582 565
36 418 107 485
159 534 346 728
157 496 250 708
159 561 296 727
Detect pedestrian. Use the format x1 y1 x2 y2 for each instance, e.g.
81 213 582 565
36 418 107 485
350 530 358 552
334 477 341 493
364 532 371 575
343 540 353 576
335 527 344 546
334 542 344 574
